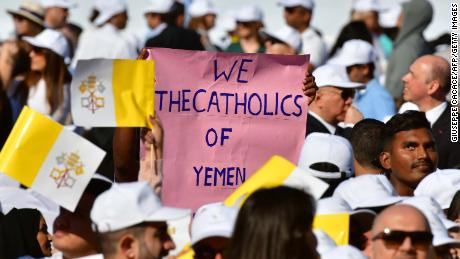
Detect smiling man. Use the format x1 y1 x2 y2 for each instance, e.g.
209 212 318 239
380 111 438 196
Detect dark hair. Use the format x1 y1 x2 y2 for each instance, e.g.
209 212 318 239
447 190 460 221
89 8 100 24
329 21 373 58
226 186 318 259
383 111 432 150
350 119 385 169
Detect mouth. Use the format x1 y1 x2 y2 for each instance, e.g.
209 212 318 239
412 161 433 171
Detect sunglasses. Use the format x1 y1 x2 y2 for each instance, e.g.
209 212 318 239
236 21 253 27
372 228 433 248
320 88 355 100
194 245 226 259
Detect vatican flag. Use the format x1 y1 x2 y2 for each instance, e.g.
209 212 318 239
71 59 155 127
224 156 329 208
0 106 106 212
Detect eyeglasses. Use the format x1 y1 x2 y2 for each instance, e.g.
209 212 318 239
372 228 433 248
194 245 226 259
320 88 355 100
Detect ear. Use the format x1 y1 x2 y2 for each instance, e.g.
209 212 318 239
119 235 137 259
427 80 441 95
379 151 391 170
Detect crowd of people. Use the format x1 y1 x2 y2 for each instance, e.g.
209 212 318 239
0 0 458 258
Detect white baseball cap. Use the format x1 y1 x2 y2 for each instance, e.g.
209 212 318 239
265 26 302 53
322 245 368 259
191 202 238 245
188 0 217 17
41 0 77 9
317 197 376 233
277 0 314 10
235 5 263 22
312 64 365 89
333 175 404 210
414 169 460 209
298 133 353 179
23 28 70 59
379 4 402 28
402 197 460 247
403 196 459 231
144 0 174 14
352 0 382 12
328 39 376 67
220 10 237 32
93 0 127 26
91 181 191 233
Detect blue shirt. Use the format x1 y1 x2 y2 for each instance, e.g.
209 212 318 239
355 78 396 121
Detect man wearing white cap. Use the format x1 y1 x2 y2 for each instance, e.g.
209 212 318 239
188 0 218 51
351 0 393 61
367 204 434 259
308 64 365 137
263 26 302 55
401 55 459 169
71 0 137 68
191 202 237 259
144 0 204 51
329 39 395 121
278 0 327 68
298 132 353 197
91 181 190 259
41 0 76 29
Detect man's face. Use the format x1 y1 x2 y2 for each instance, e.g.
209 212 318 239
316 86 355 124
53 194 99 258
145 13 162 29
371 207 432 259
45 7 69 29
347 64 370 84
383 128 437 189
402 60 430 104
140 222 175 259
283 6 310 30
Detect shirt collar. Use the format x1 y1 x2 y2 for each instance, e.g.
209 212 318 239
425 102 447 126
309 111 336 134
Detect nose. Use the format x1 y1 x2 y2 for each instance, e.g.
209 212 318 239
416 146 429 159
399 236 415 252
163 238 176 251
402 73 409 83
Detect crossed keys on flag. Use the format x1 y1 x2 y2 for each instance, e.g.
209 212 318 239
49 152 85 188
79 75 106 114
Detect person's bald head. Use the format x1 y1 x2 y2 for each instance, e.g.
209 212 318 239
369 205 432 259
402 55 450 107
417 55 450 93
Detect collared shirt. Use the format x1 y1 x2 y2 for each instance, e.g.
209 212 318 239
425 102 447 126
355 78 396 122
300 27 327 67
309 111 336 134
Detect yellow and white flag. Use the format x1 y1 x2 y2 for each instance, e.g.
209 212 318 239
224 156 329 207
71 59 155 127
0 106 106 212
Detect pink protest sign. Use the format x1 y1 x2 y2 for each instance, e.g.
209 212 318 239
143 48 309 210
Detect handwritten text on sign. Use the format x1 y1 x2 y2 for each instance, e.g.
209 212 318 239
144 48 309 210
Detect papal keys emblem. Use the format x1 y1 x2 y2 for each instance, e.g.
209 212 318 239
79 75 106 113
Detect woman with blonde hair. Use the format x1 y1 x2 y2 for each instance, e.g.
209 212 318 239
8 29 71 124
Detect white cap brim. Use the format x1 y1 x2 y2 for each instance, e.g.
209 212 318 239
192 228 233 245
318 81 365 89
353 196 403 210
146 207 191 222
433 236 460 248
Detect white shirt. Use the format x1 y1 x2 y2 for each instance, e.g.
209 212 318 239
72 24 138 69
309 111 336 134
28 79 50 115
425 102 447 126
300 27 327 67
